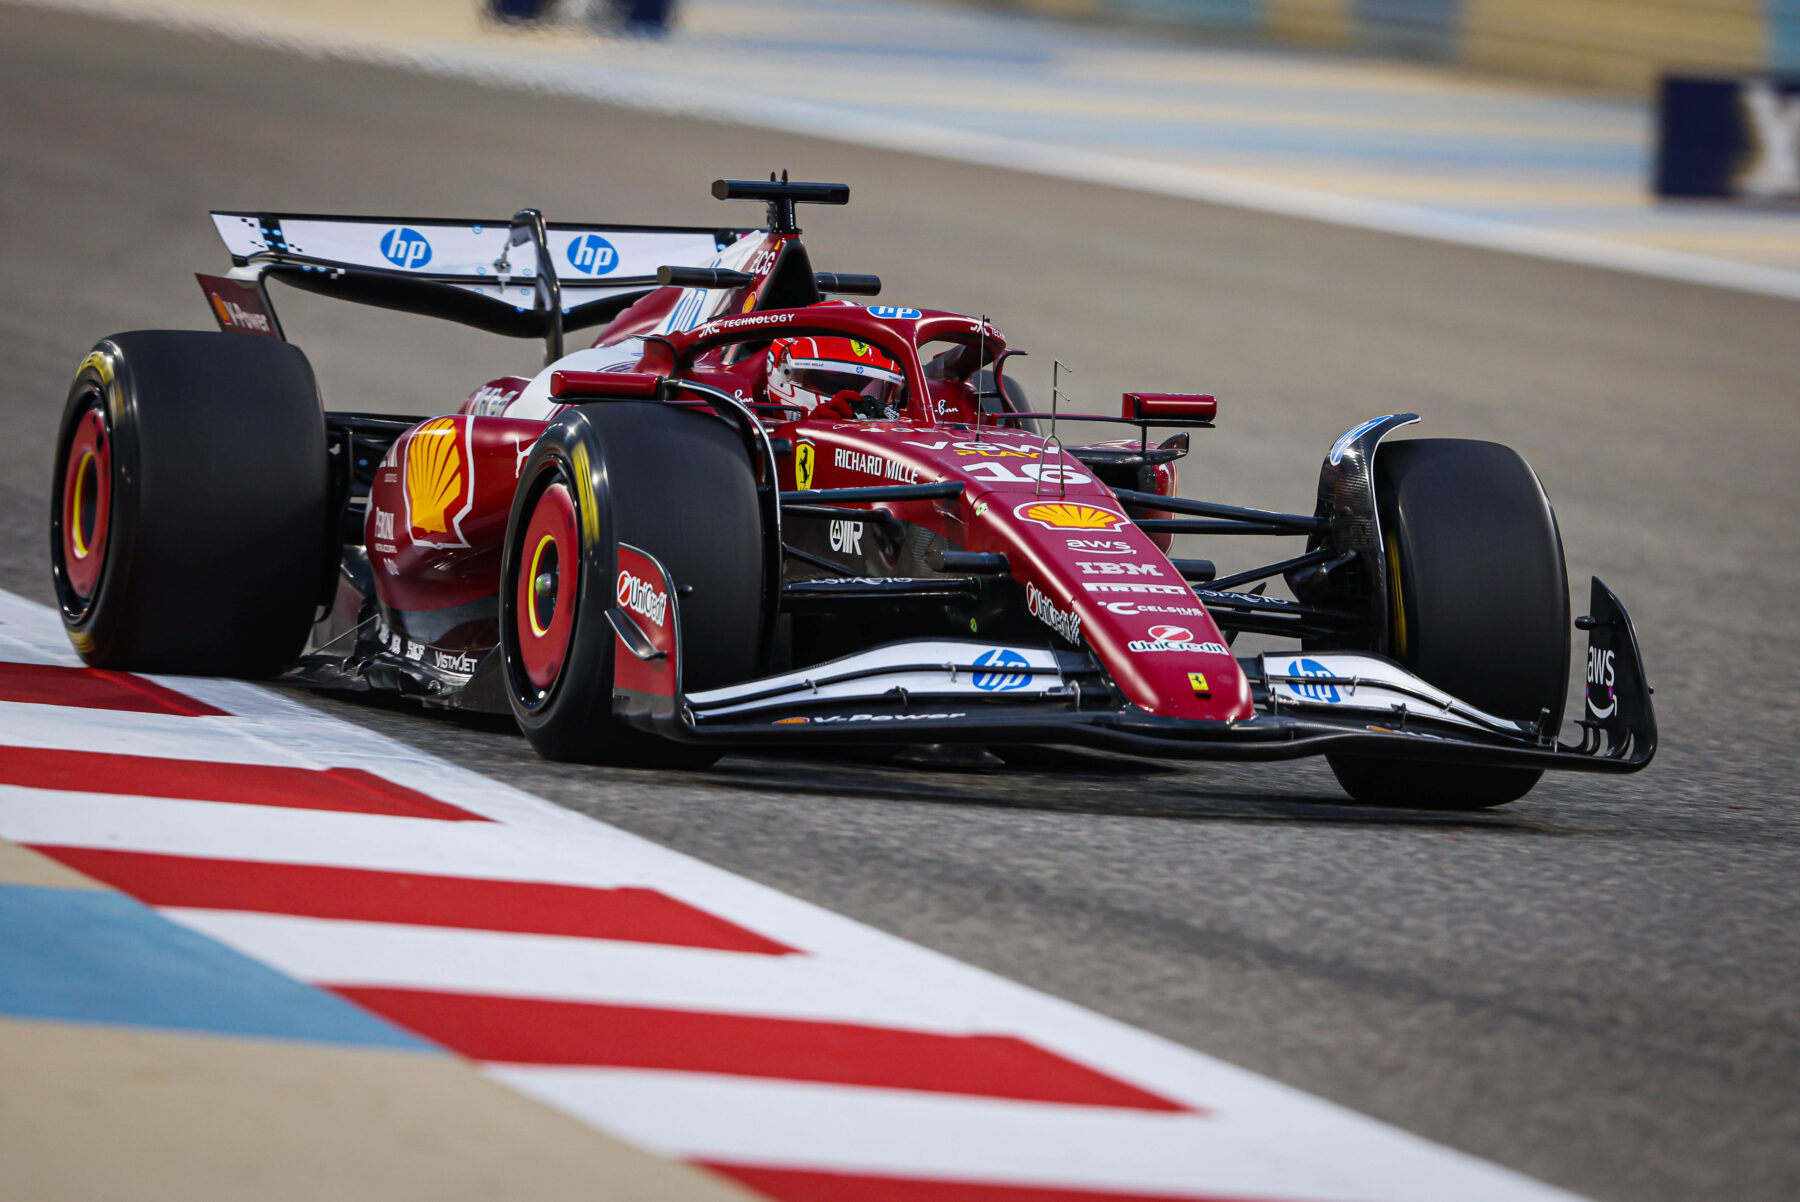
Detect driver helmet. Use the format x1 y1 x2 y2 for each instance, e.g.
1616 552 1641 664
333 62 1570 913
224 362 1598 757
767 336 906 417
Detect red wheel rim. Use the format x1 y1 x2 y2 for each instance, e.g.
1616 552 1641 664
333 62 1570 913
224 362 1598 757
61 407 111 599
517 482 578 691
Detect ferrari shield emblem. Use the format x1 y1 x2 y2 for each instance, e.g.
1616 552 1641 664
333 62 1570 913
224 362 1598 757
795 440 816 490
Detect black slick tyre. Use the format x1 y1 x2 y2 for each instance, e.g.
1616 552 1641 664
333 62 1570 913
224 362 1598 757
49 332 329 676
1328 438 1569 810
499 401 764 766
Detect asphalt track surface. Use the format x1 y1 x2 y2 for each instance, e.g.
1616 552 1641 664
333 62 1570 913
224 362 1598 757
2 7 1797 1200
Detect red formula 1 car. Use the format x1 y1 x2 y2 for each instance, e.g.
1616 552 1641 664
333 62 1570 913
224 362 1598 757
49 178 1654 808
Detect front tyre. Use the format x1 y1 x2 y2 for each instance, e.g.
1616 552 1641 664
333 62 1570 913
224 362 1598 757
1328 439 1570 810
499 401 765 766
49 332 329 676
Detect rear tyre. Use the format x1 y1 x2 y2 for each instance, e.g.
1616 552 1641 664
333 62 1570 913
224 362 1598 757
1327 439 1569 810
499 401 765 766
49 332 329 676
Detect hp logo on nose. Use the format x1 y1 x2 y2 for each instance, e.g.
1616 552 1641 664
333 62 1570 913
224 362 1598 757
566 233 618 276
380 228 433 269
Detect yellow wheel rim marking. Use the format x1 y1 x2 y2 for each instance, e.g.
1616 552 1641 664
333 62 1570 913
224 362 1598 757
527 533 555 637
71 450 95 558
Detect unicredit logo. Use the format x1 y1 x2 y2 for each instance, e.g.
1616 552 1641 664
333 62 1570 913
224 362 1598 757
1148 625 1192 642
616 570 668 627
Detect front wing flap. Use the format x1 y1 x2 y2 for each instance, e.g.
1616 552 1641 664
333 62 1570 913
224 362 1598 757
621 576 1655 775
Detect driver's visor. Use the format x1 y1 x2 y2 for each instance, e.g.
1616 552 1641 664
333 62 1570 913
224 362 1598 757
787 358 906 401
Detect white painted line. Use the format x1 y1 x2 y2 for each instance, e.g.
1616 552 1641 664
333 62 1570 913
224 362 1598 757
10 0 1800 301
0 788 672 886
0 703 322 768
491 1065 1578 1202
168 910 1002 1031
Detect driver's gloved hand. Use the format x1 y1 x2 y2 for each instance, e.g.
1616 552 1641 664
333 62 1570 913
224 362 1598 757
818 391 861 420
827 388 897 420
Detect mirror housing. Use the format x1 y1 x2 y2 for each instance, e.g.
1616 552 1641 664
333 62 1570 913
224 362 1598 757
1123 392 1217 423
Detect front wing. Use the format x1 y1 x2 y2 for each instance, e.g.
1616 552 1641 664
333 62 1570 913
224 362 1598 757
617 551 1655 774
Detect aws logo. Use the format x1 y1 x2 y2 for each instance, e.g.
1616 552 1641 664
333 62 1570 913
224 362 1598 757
404 417 474 547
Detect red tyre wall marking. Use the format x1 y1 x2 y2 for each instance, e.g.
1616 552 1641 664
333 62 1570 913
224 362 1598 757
0 747 486 820
31 848 793 953
704 1164 1291 1202
331 987 1190 1111
0 663 227 716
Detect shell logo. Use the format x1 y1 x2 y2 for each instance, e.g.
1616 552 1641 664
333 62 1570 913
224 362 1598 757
407 417 466 541
1013 501 1125 531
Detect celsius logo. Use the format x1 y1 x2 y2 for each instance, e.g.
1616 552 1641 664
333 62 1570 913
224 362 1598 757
616 570 669 627
1287 658 1340 703
972 648 1032 692
566 233 619 276
380 227 433 269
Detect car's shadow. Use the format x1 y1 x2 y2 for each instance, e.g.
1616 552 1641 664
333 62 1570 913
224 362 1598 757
286 685 1570 833
706 746 1565 831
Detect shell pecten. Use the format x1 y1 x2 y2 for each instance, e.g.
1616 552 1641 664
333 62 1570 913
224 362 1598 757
1018 501 1123 530
407 417 463 536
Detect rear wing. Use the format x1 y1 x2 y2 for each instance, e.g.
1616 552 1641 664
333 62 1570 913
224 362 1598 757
206 209 756 361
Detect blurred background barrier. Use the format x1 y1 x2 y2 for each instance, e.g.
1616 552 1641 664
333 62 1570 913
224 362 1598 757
485 0 674 34
982 0 1800 93
1656 74 1800 199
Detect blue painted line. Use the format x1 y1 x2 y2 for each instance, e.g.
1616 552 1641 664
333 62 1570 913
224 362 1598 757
0 883 431 1050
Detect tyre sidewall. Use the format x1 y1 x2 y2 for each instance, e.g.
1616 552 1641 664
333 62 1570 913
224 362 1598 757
49 332 329 675
498 401 765 764
50 344 141 662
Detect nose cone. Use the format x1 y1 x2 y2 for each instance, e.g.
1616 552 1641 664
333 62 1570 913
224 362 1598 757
976 492 1253 722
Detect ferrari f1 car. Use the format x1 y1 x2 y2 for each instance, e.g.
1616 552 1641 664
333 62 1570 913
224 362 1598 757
49 178 1655 808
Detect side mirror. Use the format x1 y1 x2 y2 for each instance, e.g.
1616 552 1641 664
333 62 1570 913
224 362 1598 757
1123 393 1216 423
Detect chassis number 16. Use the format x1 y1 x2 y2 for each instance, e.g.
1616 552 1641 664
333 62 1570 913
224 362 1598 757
961 461 1092 486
